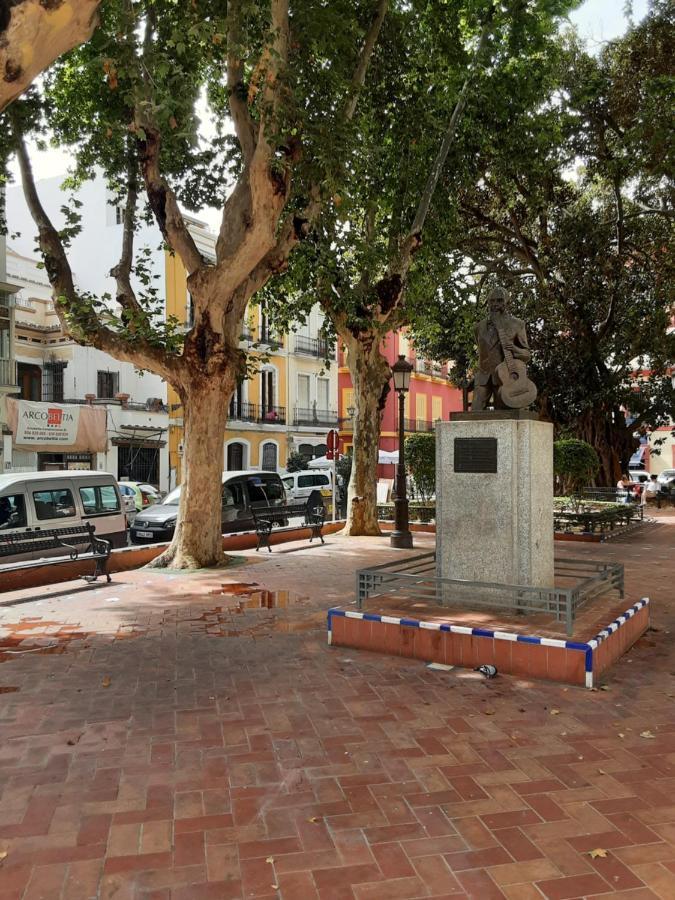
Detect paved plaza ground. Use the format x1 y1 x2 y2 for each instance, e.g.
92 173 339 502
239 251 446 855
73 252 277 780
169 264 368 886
0 511 674 899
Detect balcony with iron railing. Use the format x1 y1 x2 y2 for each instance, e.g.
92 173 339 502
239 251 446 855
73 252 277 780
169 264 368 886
0 358 18 388
293 334 337 359
258 327 283 348
293 407 339 427
258 404 286 425
228 401 286 425
228 400 258 423
401 417 434 433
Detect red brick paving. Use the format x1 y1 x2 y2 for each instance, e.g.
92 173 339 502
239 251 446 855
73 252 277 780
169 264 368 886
0 511 674 898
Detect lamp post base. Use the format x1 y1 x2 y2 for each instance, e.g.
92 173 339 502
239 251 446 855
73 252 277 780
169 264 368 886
390 529 414 549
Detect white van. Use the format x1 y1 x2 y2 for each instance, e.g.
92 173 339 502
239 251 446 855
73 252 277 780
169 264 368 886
0 471 127 563
281 469 332 502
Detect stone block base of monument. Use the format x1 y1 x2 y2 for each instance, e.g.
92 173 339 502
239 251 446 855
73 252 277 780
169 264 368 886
327 597 649 688
436 411 554 598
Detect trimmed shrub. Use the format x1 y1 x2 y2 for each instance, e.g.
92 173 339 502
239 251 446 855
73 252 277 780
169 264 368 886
405 432 435 501
553 439 600 495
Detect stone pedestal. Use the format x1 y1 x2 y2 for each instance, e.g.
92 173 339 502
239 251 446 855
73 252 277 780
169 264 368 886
436 411 554 591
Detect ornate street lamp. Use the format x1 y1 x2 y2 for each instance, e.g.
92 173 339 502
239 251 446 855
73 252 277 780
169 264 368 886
390 354 414 549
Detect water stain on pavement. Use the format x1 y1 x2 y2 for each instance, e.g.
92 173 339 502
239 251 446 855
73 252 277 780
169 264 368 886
0 619 93 662
218 582 261 595
187 589 320 638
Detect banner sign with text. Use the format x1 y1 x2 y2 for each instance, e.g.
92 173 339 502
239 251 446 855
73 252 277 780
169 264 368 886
6 399 107 453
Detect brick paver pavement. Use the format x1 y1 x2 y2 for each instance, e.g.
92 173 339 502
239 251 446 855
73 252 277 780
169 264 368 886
0 511 674 899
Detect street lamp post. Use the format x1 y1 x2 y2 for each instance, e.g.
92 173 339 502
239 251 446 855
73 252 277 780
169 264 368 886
390 354 413 549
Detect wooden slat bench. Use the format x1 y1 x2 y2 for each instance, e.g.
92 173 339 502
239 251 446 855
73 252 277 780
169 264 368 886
0 524 112 583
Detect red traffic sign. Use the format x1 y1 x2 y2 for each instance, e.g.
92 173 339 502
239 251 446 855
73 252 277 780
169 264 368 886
326 429 339 452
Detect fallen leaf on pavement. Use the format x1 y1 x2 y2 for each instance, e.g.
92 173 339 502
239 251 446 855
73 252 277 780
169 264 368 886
271 885 279 891
589 848 608 859
484 709 496 716
308 816 320 823
101 676 111 688
598 769 608 775
618 733 625 738
640 730 656 739
550 709 560 715
0 850 7 861
266 857 274 864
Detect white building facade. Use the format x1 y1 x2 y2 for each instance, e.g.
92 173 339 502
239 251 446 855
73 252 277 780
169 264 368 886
5 177 170 488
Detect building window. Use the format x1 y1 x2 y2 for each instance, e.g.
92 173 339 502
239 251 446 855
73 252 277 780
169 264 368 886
42 361 66 402
97 370 119 399
261 442 277 472
229 380 244 417
118 445 160 486
297 373 310 409
0 292 12 361
261 369 275 413
18 362 41 401
317 377 330 411
227 442 244 471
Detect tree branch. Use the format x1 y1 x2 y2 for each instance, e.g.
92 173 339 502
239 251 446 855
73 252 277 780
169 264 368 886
227 0 256 163
138 127 204 275
403 13 494 254
109 141 151 329
343 0 390 122
14 127 178 383
597 174 625 340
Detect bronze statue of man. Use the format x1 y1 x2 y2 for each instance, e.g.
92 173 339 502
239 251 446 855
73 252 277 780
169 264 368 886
473 286 537 411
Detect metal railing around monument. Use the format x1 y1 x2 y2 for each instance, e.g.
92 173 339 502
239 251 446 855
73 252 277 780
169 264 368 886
355 552 624 637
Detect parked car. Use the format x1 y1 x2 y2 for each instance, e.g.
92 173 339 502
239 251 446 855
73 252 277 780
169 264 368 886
627 470 651 484
656 469 675 487
130 471 286 544
117 484 138 523
281 469 332 502
0 470 127 563
118 481 162 516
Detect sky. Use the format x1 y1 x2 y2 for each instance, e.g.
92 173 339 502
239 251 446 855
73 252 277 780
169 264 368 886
567 0 649 46
7 0 651 233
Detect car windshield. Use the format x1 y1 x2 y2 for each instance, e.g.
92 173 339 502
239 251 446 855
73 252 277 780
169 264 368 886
163 487 181 505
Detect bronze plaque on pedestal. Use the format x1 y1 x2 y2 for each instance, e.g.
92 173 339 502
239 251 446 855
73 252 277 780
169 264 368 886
454 437 498 473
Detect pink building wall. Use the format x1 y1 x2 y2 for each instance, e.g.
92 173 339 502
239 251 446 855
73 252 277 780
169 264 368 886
338 332 464 477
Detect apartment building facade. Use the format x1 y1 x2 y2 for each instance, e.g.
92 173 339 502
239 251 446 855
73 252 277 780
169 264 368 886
338 331 464 471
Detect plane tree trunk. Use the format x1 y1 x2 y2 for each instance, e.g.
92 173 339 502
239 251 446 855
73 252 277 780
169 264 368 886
149 313 241 569
341 332 391 536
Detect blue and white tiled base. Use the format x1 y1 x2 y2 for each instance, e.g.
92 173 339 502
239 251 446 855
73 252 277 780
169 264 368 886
327 598 650 688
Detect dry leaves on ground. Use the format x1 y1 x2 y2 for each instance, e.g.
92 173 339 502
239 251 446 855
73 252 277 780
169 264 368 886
589 848 608 859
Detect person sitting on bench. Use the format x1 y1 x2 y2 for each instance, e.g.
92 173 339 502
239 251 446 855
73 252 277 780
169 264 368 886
642 474 661 508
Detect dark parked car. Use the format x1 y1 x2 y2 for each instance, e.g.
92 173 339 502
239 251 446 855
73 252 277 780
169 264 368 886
130 471 286 544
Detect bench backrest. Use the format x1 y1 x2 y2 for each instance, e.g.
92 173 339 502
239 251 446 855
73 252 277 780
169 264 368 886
0 524 96 558
252 503 325 521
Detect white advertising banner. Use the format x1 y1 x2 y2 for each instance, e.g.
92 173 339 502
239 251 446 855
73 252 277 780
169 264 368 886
15 400 79 445
6 399 108 453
